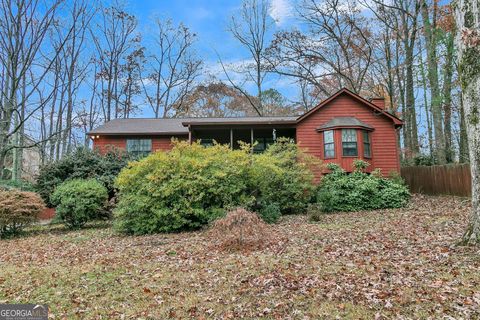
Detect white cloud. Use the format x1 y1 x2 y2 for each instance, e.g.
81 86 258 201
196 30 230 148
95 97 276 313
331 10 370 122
269 0 293 25
191 7 213 20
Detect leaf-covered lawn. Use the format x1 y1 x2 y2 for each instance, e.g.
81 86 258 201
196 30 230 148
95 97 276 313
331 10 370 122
1 195 480 319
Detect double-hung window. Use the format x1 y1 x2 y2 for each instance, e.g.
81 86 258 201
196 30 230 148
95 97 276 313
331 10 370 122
323 130 335 158
126 139 152 157
363 131 371 158
342 129 358 156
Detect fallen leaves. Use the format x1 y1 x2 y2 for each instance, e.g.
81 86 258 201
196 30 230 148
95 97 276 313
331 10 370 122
0 195 479 319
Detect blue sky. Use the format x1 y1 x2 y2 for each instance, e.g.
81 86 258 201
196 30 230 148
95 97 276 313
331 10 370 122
126 0 300 101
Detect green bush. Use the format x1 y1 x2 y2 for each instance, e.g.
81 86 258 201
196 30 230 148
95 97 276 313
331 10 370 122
114 140 317 234
258 203 281 224
307 203 324 222
35 147 132 207
114 142 253 234
0 190 45 238
250 138 316 215
51 179 108 229
316 162 410 213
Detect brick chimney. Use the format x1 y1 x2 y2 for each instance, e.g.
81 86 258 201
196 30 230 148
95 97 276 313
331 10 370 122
371 97 385 110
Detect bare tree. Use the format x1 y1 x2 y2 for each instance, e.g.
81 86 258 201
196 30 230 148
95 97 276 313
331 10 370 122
421 0 446 163
140 18 202 118
364 0 421 157
59 0 95 156
119 48 144 118
91 0 139 121
0 0 74 178
266 0 373 99
223 0 272 116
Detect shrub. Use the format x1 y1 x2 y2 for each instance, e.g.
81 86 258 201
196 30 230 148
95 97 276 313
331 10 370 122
114 142 253 234
250 138 317 215
258 203 281 224
353 159 370 172
208 208 272 252
388 170 405 185
51 179 108 229
401 154 435 166
0 190 45 238
316 163 410 213
114 140 317 234
36 147 132 207
307 203 324 222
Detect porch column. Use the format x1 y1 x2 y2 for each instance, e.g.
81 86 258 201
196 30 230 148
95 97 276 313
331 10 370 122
230 129 233 150
188 125 192 144
250 128 254 153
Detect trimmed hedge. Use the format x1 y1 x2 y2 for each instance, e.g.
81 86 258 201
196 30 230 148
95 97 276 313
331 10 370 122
51 179 108 229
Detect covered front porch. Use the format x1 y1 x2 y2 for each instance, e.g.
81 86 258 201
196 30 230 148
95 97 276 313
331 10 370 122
188 126 296 153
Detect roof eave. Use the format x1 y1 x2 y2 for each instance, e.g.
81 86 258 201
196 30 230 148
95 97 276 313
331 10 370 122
181 121 297 126
87 132 189 136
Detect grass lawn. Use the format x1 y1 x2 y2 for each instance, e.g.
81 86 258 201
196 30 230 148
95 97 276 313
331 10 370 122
1 195 480 319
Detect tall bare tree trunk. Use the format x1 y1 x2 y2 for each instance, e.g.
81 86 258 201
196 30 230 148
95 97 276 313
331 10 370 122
419 50 434 159
12 74 26 181
405 43 419 154
459 94 469 163
421 0 446 163
442 32 455 163
455 0 480 245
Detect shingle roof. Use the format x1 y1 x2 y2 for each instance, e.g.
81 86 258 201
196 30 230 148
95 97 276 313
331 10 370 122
181 116 297 126
88 116 298 136
316 117 374 131
88 118 189 135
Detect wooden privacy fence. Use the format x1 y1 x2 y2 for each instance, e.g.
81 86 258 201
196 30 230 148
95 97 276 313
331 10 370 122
401 164 472 197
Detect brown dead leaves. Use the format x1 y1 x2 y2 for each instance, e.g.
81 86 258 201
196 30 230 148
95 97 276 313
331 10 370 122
207 208 286 253
0 195 480 319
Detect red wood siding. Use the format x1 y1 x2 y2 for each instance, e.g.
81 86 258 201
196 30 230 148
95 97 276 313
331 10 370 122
39 207 55 220
92 135 186 154
296 93 400 177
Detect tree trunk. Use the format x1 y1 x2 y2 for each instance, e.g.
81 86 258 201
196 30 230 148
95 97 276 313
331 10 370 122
459 94 469 163
405 44 419 154
419 43 434 159
442 32 455 163
421 0 446 164
12 75 26 181
455 0 480 245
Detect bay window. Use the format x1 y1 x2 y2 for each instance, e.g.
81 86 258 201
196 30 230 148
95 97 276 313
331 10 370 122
363 131 371 158
342 129 358 156
323 130 335 158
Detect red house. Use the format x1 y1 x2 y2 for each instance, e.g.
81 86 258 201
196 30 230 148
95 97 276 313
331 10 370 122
88 88 403 177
